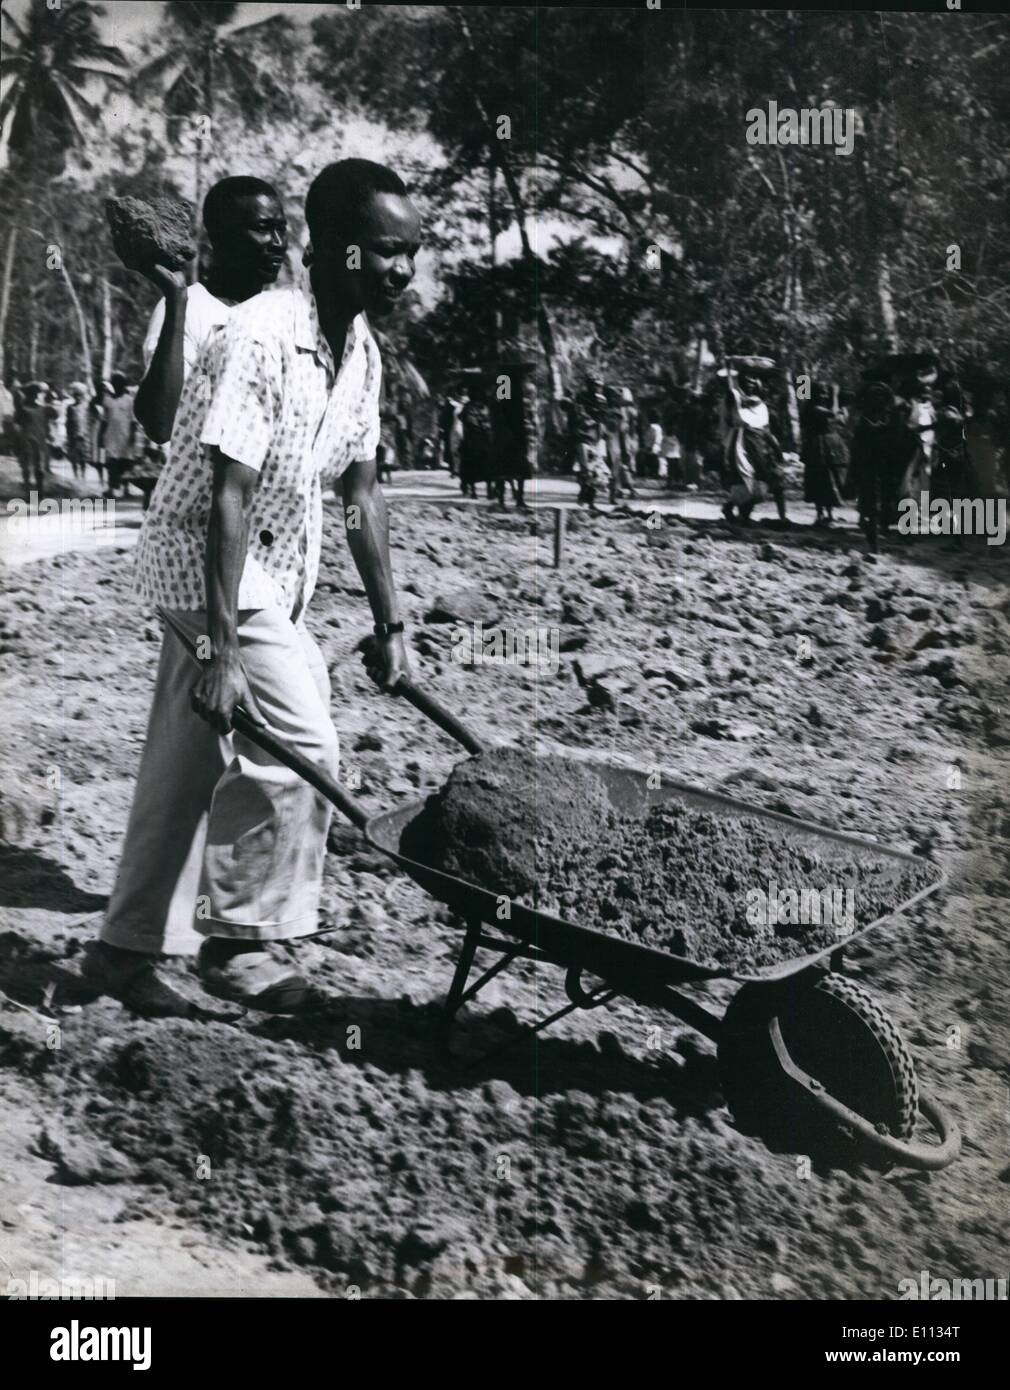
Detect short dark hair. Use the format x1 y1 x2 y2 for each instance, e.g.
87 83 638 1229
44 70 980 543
305 159 408 242
203 176 280 240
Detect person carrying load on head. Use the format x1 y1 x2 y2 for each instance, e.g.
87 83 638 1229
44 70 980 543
719 356 788 526
896 358 938 501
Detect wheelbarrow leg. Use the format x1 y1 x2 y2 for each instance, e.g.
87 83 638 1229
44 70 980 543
439 915 483 1045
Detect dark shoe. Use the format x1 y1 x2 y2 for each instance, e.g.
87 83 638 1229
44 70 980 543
79 941 212 1019
197 938 317 1014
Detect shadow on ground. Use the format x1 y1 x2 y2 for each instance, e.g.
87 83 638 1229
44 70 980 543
0 846 108 913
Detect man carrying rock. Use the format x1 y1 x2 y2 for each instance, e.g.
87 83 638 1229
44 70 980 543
134 176 289 445
83 159 419 1015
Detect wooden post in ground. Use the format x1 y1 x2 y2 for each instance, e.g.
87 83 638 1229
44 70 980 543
553 505 566 568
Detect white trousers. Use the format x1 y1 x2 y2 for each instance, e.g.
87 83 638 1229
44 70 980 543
102 607 339 955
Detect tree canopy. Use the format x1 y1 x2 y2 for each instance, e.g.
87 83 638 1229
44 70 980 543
1 3 1007 396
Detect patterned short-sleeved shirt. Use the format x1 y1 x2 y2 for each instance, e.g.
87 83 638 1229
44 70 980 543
135 282 382 614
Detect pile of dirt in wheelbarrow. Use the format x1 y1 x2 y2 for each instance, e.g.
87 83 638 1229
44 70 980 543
400 751 937 971
400 747 613 898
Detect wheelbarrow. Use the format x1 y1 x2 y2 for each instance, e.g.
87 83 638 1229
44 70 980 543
160 611 961 1171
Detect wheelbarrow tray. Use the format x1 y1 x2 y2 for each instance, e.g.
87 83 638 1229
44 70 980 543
363 750 946 988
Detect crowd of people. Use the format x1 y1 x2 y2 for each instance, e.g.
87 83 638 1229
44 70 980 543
0 371 166 508
4 291 1007 554
714 351 1007 550
426 371 538 510
495 351 1004 550
4 348 1006 551
411 350 1006 550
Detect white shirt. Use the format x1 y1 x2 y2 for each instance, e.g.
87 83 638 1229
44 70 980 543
135 282 382 615
142 282 233 380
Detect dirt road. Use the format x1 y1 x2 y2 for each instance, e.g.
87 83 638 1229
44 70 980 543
1 500 1007 1298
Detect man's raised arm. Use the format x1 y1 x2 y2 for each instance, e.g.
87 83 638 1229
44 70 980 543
723 357 744 410
134 268 188 445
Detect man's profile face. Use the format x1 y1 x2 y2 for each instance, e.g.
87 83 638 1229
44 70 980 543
214 192 288 283
315 192 422 318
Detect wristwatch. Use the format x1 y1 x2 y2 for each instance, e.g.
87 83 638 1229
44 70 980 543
373 620 405 639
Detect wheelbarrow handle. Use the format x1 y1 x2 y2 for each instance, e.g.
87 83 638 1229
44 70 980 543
230 708 370 831
157 607 370 831
392 677 487 755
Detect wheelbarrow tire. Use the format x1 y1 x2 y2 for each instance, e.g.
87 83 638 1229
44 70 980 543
718 971 918 1156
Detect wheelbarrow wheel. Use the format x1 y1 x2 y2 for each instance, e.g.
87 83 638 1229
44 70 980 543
718 971 918 1156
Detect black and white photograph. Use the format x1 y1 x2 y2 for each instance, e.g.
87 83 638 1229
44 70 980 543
0 0 1007 1347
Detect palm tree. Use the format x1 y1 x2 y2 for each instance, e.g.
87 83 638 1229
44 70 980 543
0 0 128 379
133 1 294 253
0 0 127 158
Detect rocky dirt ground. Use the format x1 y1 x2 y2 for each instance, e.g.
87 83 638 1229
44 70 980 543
1 497 1008 1299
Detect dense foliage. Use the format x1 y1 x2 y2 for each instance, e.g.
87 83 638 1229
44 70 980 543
2 2 1007 397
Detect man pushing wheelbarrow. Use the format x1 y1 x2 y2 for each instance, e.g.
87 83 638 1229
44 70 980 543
82 160 422 1017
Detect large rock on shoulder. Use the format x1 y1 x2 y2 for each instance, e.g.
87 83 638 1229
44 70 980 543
106 195 196 272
